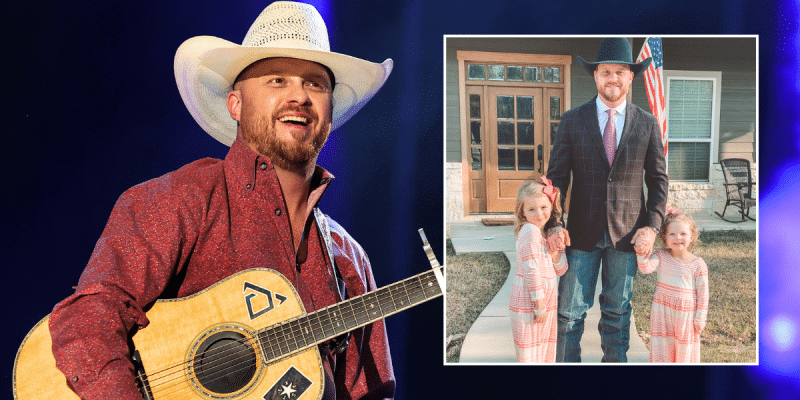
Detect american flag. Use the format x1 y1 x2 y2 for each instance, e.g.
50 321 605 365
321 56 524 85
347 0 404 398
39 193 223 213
637 37 667 155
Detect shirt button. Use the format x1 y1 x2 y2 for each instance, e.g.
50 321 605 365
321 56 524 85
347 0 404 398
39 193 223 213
246 183 252 189
73 376 79 382
275 209 282 216
260 163 268 170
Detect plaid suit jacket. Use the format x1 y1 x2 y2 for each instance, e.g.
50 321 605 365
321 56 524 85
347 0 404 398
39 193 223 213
547 96 668 252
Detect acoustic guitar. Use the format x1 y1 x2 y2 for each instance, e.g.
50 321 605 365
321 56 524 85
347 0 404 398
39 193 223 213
13 230 444 399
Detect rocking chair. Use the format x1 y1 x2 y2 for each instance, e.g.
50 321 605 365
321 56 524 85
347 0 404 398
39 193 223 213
715 158 757 222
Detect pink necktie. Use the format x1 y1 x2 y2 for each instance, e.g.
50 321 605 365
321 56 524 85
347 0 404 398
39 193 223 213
603 109 616 166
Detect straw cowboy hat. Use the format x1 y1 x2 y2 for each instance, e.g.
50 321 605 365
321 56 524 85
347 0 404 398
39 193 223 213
174 1 393 146
577 37 652 76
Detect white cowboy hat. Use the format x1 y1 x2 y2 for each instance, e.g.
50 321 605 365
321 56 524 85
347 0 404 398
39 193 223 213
174 1 393 146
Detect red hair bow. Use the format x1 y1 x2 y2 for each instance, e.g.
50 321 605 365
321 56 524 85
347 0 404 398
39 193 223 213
666 207 681 215
541 175 557 204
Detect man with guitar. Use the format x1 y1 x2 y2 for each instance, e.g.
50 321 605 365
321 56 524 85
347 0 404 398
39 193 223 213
46 2 396 399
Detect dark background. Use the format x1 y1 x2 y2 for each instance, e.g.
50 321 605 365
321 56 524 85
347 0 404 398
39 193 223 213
5 0 796 399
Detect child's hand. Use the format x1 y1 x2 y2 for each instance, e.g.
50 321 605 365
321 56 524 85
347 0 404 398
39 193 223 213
634 235 650 257
534 300 546 323
632 227 656 256
546 227 570 253
634 236 644 255
694 321 705 334
549 248 562 262
534 311 547 323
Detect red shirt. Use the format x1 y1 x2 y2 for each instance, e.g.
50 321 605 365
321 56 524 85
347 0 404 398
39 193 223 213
49 140 395 399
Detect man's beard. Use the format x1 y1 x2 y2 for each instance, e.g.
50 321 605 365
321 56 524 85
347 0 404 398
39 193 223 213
241 105 331 173
598 82 628 104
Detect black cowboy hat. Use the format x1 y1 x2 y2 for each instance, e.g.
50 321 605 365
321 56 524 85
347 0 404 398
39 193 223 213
577 37 652 76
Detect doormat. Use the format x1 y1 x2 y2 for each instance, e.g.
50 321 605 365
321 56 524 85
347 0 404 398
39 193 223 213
481 217 514 226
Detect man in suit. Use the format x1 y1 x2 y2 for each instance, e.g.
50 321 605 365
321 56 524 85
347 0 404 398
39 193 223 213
546 37 668 362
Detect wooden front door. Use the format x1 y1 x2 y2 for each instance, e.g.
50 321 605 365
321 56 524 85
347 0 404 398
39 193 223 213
456 50 571 216
485 87 547 212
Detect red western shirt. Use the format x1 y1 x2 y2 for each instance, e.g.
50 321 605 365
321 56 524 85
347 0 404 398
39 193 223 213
49 140 395 399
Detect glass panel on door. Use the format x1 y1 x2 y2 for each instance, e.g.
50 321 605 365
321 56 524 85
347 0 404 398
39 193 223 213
488 65 505 81
498 148 515 170
518 122 534 145
497 96 514 119
471 147 482 170
526 66 541 82
468 64 485 80
468 92 483 172
517 96 533 119
469 94 481 118
507 66 523 81
497 121 515 145
518 149 536 170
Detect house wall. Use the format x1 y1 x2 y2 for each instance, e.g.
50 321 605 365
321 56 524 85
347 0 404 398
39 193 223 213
446 36 757 220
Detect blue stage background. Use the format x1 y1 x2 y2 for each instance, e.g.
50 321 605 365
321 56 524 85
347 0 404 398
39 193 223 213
5 0 796 398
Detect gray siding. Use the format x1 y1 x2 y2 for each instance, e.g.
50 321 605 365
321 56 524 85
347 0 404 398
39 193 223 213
445 47 461 163
719 71 757 162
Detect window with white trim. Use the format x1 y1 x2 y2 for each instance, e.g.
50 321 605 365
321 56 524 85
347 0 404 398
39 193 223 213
665 71 720 182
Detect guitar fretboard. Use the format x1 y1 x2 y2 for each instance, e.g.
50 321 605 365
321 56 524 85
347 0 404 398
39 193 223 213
256 267 442 362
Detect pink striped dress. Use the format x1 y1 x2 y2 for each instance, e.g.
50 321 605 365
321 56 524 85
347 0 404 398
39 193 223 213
638 248 709 363
509 223 568 363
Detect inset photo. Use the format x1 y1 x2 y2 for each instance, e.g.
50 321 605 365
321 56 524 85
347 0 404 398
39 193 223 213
444 36 757 365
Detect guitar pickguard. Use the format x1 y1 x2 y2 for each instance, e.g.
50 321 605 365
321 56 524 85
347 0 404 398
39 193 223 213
262 366 314 400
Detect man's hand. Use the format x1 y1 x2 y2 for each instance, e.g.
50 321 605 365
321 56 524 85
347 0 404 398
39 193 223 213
546 227 570 253
631 226 656 257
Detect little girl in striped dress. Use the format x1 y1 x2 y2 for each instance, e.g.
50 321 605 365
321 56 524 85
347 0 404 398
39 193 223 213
636 210 709 363
509 176 568 363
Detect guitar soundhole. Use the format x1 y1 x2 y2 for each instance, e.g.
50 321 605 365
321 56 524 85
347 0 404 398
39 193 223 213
193 330 257 395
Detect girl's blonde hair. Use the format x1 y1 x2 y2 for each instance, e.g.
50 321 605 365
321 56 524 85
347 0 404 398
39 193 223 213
659 211 700 251
513 178 562 236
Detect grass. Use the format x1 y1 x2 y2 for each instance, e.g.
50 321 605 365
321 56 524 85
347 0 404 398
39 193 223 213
445 229 756 363
445 239 510 363
632 229 757 363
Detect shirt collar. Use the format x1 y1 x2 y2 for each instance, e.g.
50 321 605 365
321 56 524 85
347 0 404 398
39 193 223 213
596 96 627 117
225 140 335 210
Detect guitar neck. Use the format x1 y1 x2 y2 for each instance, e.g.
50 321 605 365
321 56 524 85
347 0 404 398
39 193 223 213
256 267 443 362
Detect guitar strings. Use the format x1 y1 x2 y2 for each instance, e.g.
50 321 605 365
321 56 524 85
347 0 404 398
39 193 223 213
141 271 439 397
144 306 354 397
144 297 371 397
143 294 362 386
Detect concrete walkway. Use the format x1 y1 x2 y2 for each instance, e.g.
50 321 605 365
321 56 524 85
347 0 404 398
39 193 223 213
448 211 756 364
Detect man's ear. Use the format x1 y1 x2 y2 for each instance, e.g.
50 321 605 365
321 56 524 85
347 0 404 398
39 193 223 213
227 90 242 122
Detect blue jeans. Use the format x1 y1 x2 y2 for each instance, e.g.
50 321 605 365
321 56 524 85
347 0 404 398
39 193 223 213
556 230 637 362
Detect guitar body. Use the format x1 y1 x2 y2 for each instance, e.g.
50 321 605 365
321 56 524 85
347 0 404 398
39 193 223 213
14 268 324 400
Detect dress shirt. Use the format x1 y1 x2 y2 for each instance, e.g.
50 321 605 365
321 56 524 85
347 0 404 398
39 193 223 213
49 140 394 399
596 96 627 147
